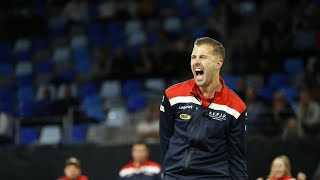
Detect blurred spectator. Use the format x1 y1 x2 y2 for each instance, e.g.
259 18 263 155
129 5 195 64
264 91 296 137
244 87 266 136
256 155 306 180
98 0 116 22
0 112 13 145
135 105 159 144
91 48 111 80
136 0 155 20
111 48 133 78
55 84 79 116
35 86 55 117
62 0 89 24
133 46 154 76
118 143 161 180
57 157 89 180
296 89 320 137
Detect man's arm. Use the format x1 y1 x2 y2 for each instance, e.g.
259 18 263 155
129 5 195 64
228 111 248 179
159 93 175 164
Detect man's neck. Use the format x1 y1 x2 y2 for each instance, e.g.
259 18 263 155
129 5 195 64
199 78 222 99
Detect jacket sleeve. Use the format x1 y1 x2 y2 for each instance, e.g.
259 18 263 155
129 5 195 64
228 111 248 180
159 93 175 164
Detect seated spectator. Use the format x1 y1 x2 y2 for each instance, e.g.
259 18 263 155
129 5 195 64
256 155 306 180
244 87 266 136
36 86 55 116
135 105 159 144
57 157 89 180
264 91 296 137
118 143 161 180
0 112 13 145
133 46 154 76
55 84 79 116
62 0 89 24
296 89 320 137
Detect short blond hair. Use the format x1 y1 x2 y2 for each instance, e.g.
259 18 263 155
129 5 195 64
194 37 225 61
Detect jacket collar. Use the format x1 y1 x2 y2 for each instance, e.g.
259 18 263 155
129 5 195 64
191 77 226 103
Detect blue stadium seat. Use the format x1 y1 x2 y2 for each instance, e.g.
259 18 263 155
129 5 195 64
191 27 206 40
17 86 34 102
72 47 91 61
0 63 13 75
123 80 142 97
0 42 12 62
74 60 92 73
86 107 105 122
73 124 89 143
16 74 33 87
0 86 15 100
81 95 102 110
198 4 214 17
0 99 14 115
78 82 98 99
176 0 194 19
56 71 75 83
71 34 88 49
15 61 33 76
50 25 67 38
280 87 298 104
284 57 304 74
52 46 71 63
257 87 274 101
19 127 38 145
15 50 32 62
14 38 31 52
33 38 50 51
223 75 239 91
89 33 106 48
17 100 34 118
39 125 62 145
127 93 146 112
268 73 289 89
146 31 159 45
145 78 166 92
35 61 53 74
100 80 121 99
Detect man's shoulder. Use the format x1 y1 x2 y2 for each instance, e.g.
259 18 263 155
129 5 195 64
165 79 194 99
222 86 246 116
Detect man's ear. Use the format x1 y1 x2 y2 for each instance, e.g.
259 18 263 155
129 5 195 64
216 58 223 68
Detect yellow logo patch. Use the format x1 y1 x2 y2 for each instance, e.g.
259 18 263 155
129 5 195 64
179 114 191 120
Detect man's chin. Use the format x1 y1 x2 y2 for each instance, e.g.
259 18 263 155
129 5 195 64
195 80 205 87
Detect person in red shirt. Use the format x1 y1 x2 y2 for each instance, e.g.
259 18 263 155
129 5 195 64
57 157 89 180
118 142 161 180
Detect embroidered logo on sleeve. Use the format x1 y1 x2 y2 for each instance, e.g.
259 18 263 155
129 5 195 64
208 112 226 121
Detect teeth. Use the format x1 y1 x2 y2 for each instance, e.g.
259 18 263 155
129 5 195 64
195 68 202 71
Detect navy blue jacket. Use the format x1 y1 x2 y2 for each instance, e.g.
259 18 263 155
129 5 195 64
160 78 248 180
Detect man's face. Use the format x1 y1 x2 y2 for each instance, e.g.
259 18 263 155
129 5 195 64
64 164 81 180
132 144 149 164
191 44 221 87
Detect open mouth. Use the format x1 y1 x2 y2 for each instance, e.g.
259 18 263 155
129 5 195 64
195 68 204 76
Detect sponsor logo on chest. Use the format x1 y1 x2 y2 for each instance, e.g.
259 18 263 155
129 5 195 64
208 111 227 121
179 105 193 110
